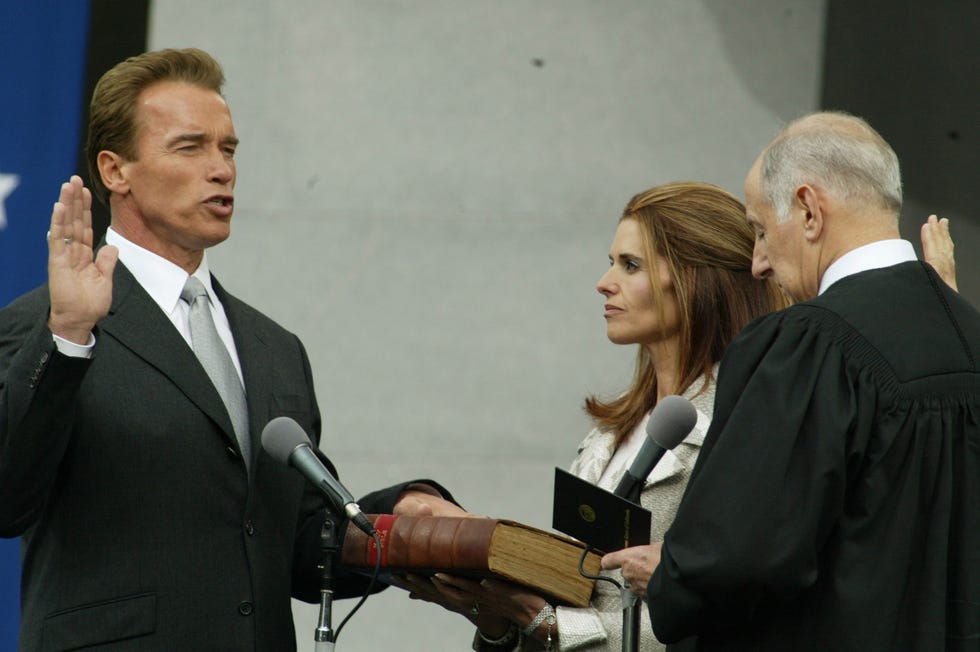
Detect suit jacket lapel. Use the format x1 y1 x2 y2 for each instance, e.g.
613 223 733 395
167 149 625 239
99 263 240 451
212 275 272 473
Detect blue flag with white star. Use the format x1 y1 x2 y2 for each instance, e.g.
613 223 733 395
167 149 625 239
0 2 91 647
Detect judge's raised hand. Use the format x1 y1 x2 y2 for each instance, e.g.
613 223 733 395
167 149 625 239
920 214 957 291
47 176 118 344
600 542 662 597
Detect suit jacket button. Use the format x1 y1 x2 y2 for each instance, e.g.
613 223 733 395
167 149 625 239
238 601 254 616
245 520 256 536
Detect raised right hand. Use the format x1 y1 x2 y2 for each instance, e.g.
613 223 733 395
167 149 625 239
47 176 118 344
920 214 957 291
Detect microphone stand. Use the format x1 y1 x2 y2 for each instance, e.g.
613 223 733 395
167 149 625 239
621 584 641 652
621 485 642 652
314 516 341 651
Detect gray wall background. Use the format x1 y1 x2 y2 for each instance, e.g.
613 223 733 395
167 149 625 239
146 2 970 650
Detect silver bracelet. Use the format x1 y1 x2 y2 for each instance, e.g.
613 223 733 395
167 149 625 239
472 623 519 651
478 624 519 645
521 602 556 637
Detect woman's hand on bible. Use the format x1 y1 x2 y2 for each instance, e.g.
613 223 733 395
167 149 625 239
394 573 513 638
396 574 550 637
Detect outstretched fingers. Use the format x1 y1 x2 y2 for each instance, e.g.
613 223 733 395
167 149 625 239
920 214 957 291
48 176 93 262
46 176 116 344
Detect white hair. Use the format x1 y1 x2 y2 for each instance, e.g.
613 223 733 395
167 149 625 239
759 112 903 223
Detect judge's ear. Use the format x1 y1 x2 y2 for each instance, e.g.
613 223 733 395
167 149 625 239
796 184 824 243
97 150 130 197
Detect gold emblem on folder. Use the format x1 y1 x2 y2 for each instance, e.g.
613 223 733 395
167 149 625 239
578 504 597 523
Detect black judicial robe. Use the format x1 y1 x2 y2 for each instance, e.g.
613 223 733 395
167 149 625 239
648 261 980 651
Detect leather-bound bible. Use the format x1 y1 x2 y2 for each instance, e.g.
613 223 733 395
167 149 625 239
341 514 602 607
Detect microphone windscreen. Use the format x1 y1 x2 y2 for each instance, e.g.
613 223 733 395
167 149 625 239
646 395 698 450
261 416 312 465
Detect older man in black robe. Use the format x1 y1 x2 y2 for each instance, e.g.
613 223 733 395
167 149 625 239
607 112 979 651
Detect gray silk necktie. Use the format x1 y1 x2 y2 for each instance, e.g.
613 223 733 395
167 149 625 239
181 276 251 473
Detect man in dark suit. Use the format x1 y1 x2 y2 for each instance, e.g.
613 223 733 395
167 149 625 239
0 48 461 651
606 112 980 650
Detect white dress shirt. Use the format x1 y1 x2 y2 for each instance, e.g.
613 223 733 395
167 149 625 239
818 239 917 296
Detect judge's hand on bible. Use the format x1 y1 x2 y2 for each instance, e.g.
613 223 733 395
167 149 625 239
600 542 663 597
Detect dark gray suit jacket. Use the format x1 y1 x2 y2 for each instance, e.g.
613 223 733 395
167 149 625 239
0 263 430 651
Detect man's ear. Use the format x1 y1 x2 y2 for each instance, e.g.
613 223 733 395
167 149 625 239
97 151 129 196
796 184 823 243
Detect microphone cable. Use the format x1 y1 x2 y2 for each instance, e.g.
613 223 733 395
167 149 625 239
576 545 623 591
333 528 384 642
